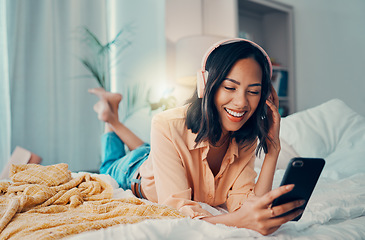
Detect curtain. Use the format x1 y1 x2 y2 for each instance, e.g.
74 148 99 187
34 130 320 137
0 0 11 170
7 0 109 172
3 0 166 172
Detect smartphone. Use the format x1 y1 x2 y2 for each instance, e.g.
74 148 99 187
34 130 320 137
271 157 325 221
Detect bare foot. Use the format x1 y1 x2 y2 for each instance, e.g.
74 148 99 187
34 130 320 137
93 99 117 123
88 88 122 114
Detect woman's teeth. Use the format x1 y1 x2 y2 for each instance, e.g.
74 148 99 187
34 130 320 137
225 108 245 117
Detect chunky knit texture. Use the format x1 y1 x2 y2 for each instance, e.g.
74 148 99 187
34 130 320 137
0 164 185 239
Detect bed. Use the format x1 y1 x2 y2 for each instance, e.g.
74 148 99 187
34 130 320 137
1 99 365 239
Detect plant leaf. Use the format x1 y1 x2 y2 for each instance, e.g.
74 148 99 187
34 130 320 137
80 58 104 88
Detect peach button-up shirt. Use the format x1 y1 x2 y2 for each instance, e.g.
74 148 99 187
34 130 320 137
139 105 257 219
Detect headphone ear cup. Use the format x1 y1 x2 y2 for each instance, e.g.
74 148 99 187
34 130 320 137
197 70 208 98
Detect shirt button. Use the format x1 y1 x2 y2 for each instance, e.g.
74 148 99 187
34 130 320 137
208 194 213 199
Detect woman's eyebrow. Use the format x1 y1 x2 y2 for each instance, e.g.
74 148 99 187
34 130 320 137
224 78 240 85
224 78 262 87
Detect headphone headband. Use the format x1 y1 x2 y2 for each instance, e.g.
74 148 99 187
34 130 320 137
197 38 272 98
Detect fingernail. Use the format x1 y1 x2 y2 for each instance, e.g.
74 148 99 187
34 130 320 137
286 184 294 190
299 200 306 205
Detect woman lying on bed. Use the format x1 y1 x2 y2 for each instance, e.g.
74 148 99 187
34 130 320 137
89 39 305 236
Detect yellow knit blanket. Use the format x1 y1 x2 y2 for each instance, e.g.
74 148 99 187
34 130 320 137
0 163 185 240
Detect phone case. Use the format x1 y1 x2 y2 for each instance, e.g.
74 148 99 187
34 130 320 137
272 157 325 221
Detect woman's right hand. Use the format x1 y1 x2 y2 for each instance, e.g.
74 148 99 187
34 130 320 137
231 184 304 235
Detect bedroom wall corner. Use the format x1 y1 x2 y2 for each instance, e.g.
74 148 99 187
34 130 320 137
275 0 365 116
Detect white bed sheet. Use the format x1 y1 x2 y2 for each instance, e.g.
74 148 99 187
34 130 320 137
68 170 365 240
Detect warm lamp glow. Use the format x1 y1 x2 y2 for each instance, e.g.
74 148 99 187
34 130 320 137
176 76 196 87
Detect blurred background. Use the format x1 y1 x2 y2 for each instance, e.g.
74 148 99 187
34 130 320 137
1 0 364 173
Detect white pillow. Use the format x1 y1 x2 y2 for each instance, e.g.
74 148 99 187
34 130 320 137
280 99 365 178
280 99 365 158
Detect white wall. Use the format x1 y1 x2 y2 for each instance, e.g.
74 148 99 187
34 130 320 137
165 0 237 105
165 0 236 42
276 0 365 116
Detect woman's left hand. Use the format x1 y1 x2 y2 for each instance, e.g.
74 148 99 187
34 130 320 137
265 85 281 155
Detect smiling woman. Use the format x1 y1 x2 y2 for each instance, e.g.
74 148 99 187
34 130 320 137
87 38 303 236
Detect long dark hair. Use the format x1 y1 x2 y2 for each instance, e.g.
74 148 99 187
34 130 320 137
185 41 272 155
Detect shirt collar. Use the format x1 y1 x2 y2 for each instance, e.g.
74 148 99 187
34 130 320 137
187 130 240 164
227 138 239 163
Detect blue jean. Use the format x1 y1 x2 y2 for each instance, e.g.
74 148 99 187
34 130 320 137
100 132 150 190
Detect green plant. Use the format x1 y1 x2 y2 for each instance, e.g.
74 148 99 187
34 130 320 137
78 26 132 90
77 26 176 122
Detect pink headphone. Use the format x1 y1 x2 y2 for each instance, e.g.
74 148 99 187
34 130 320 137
196 38 273 98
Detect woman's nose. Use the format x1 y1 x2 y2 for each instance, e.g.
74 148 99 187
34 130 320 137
232 91 248 108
